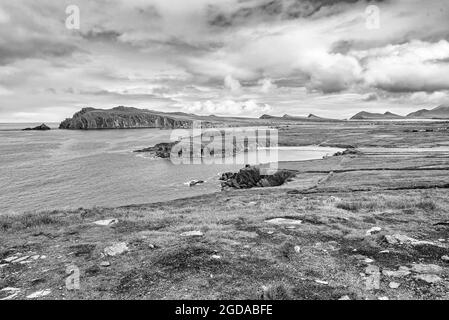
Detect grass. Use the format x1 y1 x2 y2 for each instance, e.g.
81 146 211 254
335 195 438 213
1 188 448 300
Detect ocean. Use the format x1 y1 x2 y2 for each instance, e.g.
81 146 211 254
0 123 340 214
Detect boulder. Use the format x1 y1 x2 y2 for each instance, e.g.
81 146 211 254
104 242 129 257
413 274 442 284
410 263 443 275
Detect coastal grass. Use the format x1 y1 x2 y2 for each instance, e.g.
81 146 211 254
1 187 449 300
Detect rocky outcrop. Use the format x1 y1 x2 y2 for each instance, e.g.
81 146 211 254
134 142 180 158
22 124 51 131
59 106 195 130
219 165 296 190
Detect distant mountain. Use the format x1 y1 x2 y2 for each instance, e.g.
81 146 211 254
406 105 449 119
350 111 404 120
260 113 340 122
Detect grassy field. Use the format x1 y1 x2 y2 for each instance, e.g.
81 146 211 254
1 120 449 300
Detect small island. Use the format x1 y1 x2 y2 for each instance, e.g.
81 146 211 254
22 124 51 131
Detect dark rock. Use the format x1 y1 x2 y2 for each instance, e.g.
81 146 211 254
22 123 51 131
333 148 362 157
220 166 296 190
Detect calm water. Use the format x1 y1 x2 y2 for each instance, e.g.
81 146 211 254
0 123 341 214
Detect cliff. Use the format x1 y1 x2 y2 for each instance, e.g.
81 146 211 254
59 106 196 130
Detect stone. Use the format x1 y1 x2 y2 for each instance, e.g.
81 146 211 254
384 234 444 247
3 255 19 263
378 296 389 300
382 267 411 278
26 289 51 299
364 258 374 264
315 280 328 285
0 287 21 300
100 261 111 267
294 246 301 253
94 219 119 226
265 218 302 225
413 274 442 284
187 180 205 187
410 263 443 275
180 230 204 237
441 255 449 262
338 295 351 300
211 255 221 260
324 196 341 204
366 227 382 236
104 242 129 257
389 282 400 289
11 255 30 264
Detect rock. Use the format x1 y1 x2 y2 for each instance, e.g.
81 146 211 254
104 242 129 257
11 255 30 264
441 255 449 262
180 230 204 237
364 258 374 264
384 234 444 247
324 196 341 204
314 279 328 285
0 287 21 300
389 282 400 289
366 227 382 236
22 123 51 131
294 246 301 253
3 255 19 263
100 261 111 267
413 274 442 284
135 141 180 158
265 218 302 225
220 166 295 190
382 267 411 278
378 296 389 300
410 263 443 275
338 295 351 300
211 255 221 260
93 219 119 226
187 180 205 187
26 289 51 299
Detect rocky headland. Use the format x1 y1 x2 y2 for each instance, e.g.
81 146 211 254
59 106 219 130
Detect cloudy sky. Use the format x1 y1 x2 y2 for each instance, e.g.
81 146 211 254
1 0 449 122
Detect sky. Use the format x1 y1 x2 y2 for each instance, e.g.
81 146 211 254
1 0 449 122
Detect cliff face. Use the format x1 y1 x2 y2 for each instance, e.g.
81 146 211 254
59 106 194 129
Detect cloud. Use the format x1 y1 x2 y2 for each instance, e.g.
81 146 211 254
353 40 449 92
1 0 449 121
224 75 242 93
184 99 272 116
